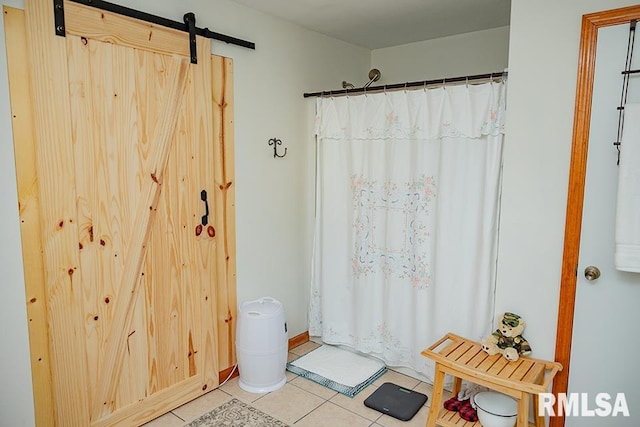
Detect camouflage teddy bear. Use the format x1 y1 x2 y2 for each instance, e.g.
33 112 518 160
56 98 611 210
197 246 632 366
481 312 532 362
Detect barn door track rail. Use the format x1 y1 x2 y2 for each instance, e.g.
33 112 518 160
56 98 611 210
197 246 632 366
52 0 255 63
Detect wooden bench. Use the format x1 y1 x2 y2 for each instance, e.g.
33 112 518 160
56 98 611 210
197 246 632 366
421 333 562 427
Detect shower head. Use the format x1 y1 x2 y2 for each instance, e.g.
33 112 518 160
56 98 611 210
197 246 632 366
340 69 382 91
364 68 381 88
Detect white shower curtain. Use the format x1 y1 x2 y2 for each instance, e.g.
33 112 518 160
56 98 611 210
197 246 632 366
309 81 507 381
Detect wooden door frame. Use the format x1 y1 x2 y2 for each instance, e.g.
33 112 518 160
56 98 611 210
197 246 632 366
552 5 640 427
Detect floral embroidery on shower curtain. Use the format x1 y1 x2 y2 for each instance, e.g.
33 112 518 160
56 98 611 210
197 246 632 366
351 174 437 289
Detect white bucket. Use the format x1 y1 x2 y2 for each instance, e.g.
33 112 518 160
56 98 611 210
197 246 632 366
473 391 517 427
236 297 288 393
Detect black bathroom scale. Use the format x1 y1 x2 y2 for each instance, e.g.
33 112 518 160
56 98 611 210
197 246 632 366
364 382 428 421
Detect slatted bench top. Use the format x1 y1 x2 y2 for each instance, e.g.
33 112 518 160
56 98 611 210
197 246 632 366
421 333 562 395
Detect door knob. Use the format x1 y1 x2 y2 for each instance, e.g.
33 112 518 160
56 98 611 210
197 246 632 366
584 265 601 281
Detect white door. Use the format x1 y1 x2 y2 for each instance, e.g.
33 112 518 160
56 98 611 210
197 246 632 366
567 24 640 426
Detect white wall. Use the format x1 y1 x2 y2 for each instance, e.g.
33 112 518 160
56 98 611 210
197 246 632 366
0 0 369 424
370 26 509 84
497 0 640 361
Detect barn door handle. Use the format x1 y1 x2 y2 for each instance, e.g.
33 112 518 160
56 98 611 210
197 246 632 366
200 190 209 226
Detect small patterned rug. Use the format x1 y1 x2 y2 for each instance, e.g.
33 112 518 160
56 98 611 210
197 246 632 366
184 398 288 427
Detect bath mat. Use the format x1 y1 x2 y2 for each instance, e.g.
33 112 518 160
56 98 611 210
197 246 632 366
183 398 287 427
364 382 428 421
286 344 387 397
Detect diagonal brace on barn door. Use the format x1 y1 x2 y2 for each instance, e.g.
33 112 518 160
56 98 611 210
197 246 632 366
91 58 190 420
53 0 255 64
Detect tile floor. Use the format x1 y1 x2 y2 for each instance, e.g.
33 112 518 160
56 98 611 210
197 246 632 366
143 341 450 427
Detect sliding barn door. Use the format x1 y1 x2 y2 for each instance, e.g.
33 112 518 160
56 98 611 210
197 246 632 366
6 1 235 425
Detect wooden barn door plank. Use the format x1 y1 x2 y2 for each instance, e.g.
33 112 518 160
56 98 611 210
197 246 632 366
164 36 219 392
92 377 202 427
64 1 190 57
211 55 238 371
25 0 91 424
91 57 189 419
3 6 54 426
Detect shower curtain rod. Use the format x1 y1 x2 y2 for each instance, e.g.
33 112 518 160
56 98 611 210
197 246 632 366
303 71 507 98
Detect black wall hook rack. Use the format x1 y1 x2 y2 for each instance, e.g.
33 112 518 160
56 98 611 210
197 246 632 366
614 19 637 165
268 138 287 158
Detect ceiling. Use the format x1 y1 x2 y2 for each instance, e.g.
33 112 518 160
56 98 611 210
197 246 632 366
228 0 511 49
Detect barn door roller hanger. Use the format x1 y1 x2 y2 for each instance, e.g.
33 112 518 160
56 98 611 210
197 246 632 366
52 0 255 64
